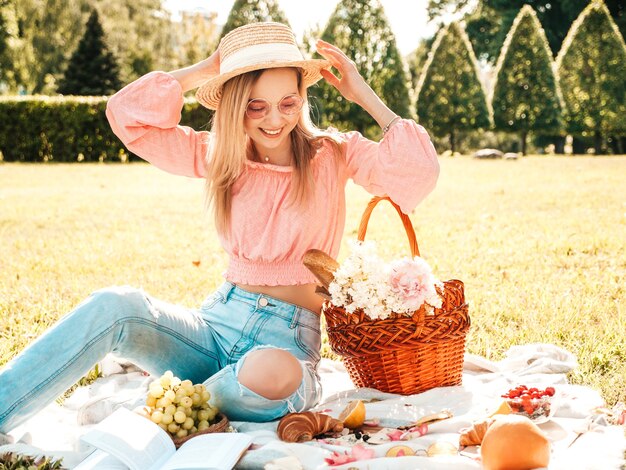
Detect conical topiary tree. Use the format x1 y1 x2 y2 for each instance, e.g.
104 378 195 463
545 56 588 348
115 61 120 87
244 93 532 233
415 22 490 153
57 9 121 95
556 0 626 154
491 5 562 155
311 0 411 138
219 0 290 40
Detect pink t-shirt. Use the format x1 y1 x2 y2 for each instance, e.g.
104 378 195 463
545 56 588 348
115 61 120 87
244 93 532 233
106 71 440 285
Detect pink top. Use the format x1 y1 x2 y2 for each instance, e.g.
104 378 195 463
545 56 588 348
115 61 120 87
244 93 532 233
106 71 440 285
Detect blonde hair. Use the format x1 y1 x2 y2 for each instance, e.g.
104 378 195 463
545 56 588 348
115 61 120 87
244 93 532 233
205 68 342 235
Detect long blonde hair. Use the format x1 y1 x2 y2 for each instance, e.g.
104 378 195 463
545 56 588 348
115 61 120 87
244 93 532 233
205 68 342 234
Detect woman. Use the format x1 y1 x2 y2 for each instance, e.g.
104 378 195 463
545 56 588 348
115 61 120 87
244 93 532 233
0 22 439 431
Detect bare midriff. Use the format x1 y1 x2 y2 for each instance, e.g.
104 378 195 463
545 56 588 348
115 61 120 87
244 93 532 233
236 283 323 316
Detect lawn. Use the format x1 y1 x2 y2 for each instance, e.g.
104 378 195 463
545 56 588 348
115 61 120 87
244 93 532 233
1 156 624 407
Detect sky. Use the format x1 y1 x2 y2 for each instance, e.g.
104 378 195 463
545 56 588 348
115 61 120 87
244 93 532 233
162 0 451 56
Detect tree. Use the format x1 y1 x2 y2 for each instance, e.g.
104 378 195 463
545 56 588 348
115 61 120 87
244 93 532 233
428 0 626 64
57 9 121 95
556 0 626 154
406 37 435 90
220 0 290 40
311 0 411 137
177 11 219 66
491 5 562 155
415 22 490 152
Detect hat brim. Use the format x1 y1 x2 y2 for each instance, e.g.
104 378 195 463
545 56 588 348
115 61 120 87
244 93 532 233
195 59 330 110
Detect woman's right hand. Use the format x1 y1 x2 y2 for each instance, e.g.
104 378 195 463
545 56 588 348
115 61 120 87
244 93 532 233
202 49 220 78
169 49 220 93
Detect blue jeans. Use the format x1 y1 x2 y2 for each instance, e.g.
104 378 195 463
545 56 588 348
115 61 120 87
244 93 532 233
0 282 323 432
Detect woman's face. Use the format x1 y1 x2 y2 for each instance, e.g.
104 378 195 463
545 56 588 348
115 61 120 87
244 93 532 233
244 68 301 157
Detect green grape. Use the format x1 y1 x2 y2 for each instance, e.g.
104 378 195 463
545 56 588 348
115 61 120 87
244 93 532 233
197 420 209 431
150 410 164 424
171 377 181 387
176 429 188 438
164 404 176 416
149 383 164 398
174 411 186 424
201 391 211 403
191 393 202 406
164 390 176 401
204 407 217 422
158 423 169 432
197 410 209 422
161 413 174 425
182 417 194 430
180 396 193 408
194 384 205 394
167 422 180 434
145 395 157 408
190 410 198 420
190 426 198 434
155 397 171 409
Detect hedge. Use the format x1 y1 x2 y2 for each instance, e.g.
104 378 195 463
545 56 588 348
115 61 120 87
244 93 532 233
0 95 213 162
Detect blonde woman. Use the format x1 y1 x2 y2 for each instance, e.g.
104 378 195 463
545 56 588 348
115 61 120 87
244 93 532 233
0 22 439 432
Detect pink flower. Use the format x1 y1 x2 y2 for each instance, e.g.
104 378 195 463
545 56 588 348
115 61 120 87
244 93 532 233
324 444 375 466
389 257 440 310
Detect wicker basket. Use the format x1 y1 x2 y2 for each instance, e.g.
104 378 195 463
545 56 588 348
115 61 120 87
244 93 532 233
323 196 470 395
171 412 229 449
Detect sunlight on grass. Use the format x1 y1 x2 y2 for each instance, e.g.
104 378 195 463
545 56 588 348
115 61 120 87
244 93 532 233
1 157 624 406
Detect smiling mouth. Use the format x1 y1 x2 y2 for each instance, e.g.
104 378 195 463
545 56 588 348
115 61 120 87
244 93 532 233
260 128 283 137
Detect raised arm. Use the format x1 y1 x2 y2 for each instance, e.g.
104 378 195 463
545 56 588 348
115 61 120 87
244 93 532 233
316 40 440 213
105 52 220 178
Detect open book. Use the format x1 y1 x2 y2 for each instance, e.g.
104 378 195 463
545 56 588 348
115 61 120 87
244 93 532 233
74 408 252 470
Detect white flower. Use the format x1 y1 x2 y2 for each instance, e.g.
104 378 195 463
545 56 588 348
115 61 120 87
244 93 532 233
328 240 443 320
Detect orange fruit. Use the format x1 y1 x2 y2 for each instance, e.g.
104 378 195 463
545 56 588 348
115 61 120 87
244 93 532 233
488 400 513 418
386 445 415 457
338 399 366 429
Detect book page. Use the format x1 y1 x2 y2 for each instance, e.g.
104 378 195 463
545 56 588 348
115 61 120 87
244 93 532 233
74 449 129 470
80 407 175 470
160 433 252 470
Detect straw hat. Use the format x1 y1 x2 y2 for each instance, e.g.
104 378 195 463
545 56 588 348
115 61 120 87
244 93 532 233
196 22 330 110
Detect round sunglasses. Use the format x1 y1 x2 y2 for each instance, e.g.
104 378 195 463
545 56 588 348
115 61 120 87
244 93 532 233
245 94 304 119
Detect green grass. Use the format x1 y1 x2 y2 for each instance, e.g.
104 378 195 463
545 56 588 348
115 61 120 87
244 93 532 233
1 157 625 407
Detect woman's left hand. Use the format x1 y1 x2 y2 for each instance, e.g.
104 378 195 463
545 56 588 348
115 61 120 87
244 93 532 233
315 39 369 105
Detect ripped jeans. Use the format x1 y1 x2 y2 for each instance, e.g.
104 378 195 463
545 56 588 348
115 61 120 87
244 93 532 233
0 282 323 432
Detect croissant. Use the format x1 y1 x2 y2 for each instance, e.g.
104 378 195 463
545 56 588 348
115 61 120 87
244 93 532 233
277 412 344 443
459 418 494 446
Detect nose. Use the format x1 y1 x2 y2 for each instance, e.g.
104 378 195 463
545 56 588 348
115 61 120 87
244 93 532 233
264 106 285 126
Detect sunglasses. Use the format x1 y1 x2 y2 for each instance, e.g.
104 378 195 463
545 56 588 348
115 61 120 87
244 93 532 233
245 94 304 119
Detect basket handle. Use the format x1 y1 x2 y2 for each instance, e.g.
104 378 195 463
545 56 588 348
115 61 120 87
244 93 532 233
357 196 420 257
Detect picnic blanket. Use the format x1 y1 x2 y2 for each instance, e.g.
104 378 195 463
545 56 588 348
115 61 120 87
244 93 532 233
2 344 625 469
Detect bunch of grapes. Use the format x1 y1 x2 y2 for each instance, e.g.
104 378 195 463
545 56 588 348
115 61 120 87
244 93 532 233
138 370 219 440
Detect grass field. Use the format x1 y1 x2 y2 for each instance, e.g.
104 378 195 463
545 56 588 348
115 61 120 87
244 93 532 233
1 156 625 407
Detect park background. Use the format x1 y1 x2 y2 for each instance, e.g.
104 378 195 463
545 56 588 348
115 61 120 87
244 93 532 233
0 0 624 418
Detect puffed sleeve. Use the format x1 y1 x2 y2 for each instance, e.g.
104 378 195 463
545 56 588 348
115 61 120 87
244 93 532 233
340 119 440 213
105 71 210 178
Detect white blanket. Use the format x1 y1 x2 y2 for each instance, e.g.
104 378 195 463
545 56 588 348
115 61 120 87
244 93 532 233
2 344 625 469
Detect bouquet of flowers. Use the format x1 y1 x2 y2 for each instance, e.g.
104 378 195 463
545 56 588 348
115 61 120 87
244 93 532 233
328 240 443 320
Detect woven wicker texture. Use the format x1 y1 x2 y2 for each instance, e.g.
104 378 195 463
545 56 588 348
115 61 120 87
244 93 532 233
323 196 470 395
171 412 229 449
220 23 295 61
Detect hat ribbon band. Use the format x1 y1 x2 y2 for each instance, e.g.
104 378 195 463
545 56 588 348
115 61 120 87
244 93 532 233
220 43 306 74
